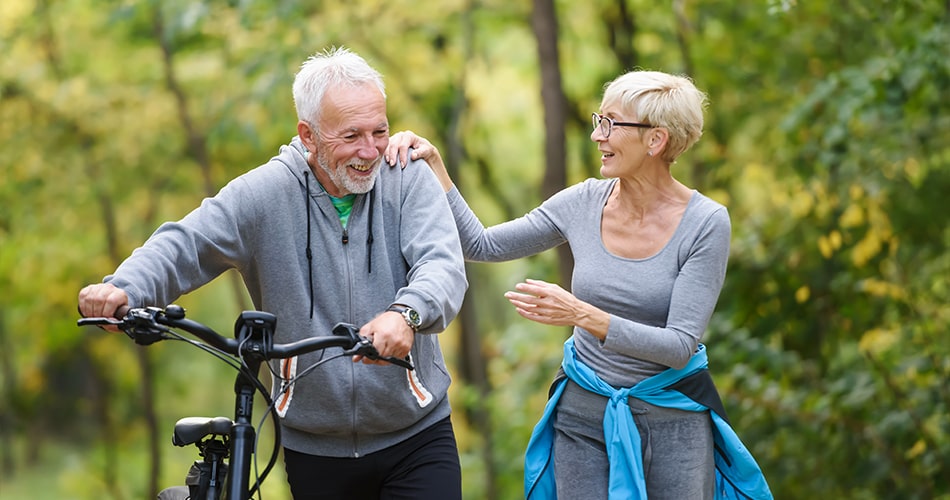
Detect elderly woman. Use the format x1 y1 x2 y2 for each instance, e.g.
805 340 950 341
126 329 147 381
388 70 772 499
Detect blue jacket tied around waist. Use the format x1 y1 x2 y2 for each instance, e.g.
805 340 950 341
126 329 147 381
524 338 773 499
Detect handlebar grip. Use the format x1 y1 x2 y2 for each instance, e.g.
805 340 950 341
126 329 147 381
332 323 414 370
331 322 361 341
77 317 121 327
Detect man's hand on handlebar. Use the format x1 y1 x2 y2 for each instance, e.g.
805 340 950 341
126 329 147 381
78 283 130 332
355 312 414 366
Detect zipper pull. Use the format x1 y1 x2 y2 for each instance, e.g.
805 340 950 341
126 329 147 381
342 228 349 245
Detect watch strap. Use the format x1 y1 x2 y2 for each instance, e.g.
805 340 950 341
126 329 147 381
386 304 421 331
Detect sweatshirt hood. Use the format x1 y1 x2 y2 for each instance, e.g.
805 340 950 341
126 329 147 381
276 135 376 318
276 135 314 189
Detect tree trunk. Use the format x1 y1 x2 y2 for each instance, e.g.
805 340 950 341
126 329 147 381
0 310 16 477
445 5 499 496
532 0 574 295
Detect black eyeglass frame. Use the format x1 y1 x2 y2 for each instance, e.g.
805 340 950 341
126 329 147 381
592 113 653 138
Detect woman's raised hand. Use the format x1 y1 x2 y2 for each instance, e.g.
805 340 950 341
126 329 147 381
386 131 453 192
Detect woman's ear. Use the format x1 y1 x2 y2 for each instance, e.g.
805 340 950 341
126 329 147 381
648 127 670 156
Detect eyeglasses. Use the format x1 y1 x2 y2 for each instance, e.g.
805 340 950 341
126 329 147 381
592 113 653 138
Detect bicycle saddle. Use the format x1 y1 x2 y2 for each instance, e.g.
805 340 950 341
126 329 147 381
172 416 234 446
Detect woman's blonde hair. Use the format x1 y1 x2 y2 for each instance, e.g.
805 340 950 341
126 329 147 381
601 71 707 162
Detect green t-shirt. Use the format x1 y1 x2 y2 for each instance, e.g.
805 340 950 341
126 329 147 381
328 193 356 227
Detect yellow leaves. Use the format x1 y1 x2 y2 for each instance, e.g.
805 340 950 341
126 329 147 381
839 204 864 228
732 161 788 219
0 0 32 39
839 184 865 228
902 157 924 187
852 229 884 267
905 439 927 460
808 178 835 219
848 183 864 201
859 277 906 300
851 200 895 267
816 184 899 267
858 327 898 356
790 188 814 218
818 230 842 258
795 285 810 303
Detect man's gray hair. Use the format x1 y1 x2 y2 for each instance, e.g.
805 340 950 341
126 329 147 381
292 47 386 130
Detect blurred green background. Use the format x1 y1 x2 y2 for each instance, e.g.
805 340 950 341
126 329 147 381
1 0 948 498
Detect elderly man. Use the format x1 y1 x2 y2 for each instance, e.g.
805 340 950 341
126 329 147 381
79 47 467 499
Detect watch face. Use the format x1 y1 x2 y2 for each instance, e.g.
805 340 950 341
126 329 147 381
405 308 421 327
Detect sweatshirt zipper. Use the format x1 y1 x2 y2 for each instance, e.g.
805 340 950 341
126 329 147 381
344 201 356 456
351 361 360 457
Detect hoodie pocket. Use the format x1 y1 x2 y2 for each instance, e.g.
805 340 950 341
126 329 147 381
405 352 434 407
273 356 298 418
408 334 450 406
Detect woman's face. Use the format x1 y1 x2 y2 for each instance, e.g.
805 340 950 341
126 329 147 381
591 104 650 178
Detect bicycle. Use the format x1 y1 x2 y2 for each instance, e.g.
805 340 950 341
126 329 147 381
78 304 413 500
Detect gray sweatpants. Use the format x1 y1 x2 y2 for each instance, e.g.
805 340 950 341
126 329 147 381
552 379 715 500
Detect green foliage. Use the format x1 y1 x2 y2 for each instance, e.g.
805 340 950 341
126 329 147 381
2 0 948 498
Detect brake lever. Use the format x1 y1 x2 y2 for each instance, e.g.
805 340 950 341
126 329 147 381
78 308 169 345
375 353 414 370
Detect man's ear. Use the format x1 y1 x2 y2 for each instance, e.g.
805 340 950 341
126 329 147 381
298 120 317 152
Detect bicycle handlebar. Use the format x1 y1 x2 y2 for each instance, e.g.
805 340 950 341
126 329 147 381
77 305 413 370
77 304 417 499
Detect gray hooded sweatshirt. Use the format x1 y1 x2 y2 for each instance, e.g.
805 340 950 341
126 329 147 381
105 136 467 457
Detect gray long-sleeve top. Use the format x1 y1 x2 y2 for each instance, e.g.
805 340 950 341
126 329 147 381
446 178 730 387
105 137 467 457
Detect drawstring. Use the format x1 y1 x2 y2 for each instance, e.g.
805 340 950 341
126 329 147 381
303 168 376 320
304 171 314 319
366 189 374 274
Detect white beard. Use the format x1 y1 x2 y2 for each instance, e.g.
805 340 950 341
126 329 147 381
314 150 379 195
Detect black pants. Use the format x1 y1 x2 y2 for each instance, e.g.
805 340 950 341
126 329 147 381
283 417 462 500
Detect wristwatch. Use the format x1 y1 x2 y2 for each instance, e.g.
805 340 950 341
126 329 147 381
387 304 422 332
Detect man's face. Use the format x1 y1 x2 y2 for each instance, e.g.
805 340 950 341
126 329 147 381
311 83 389 197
